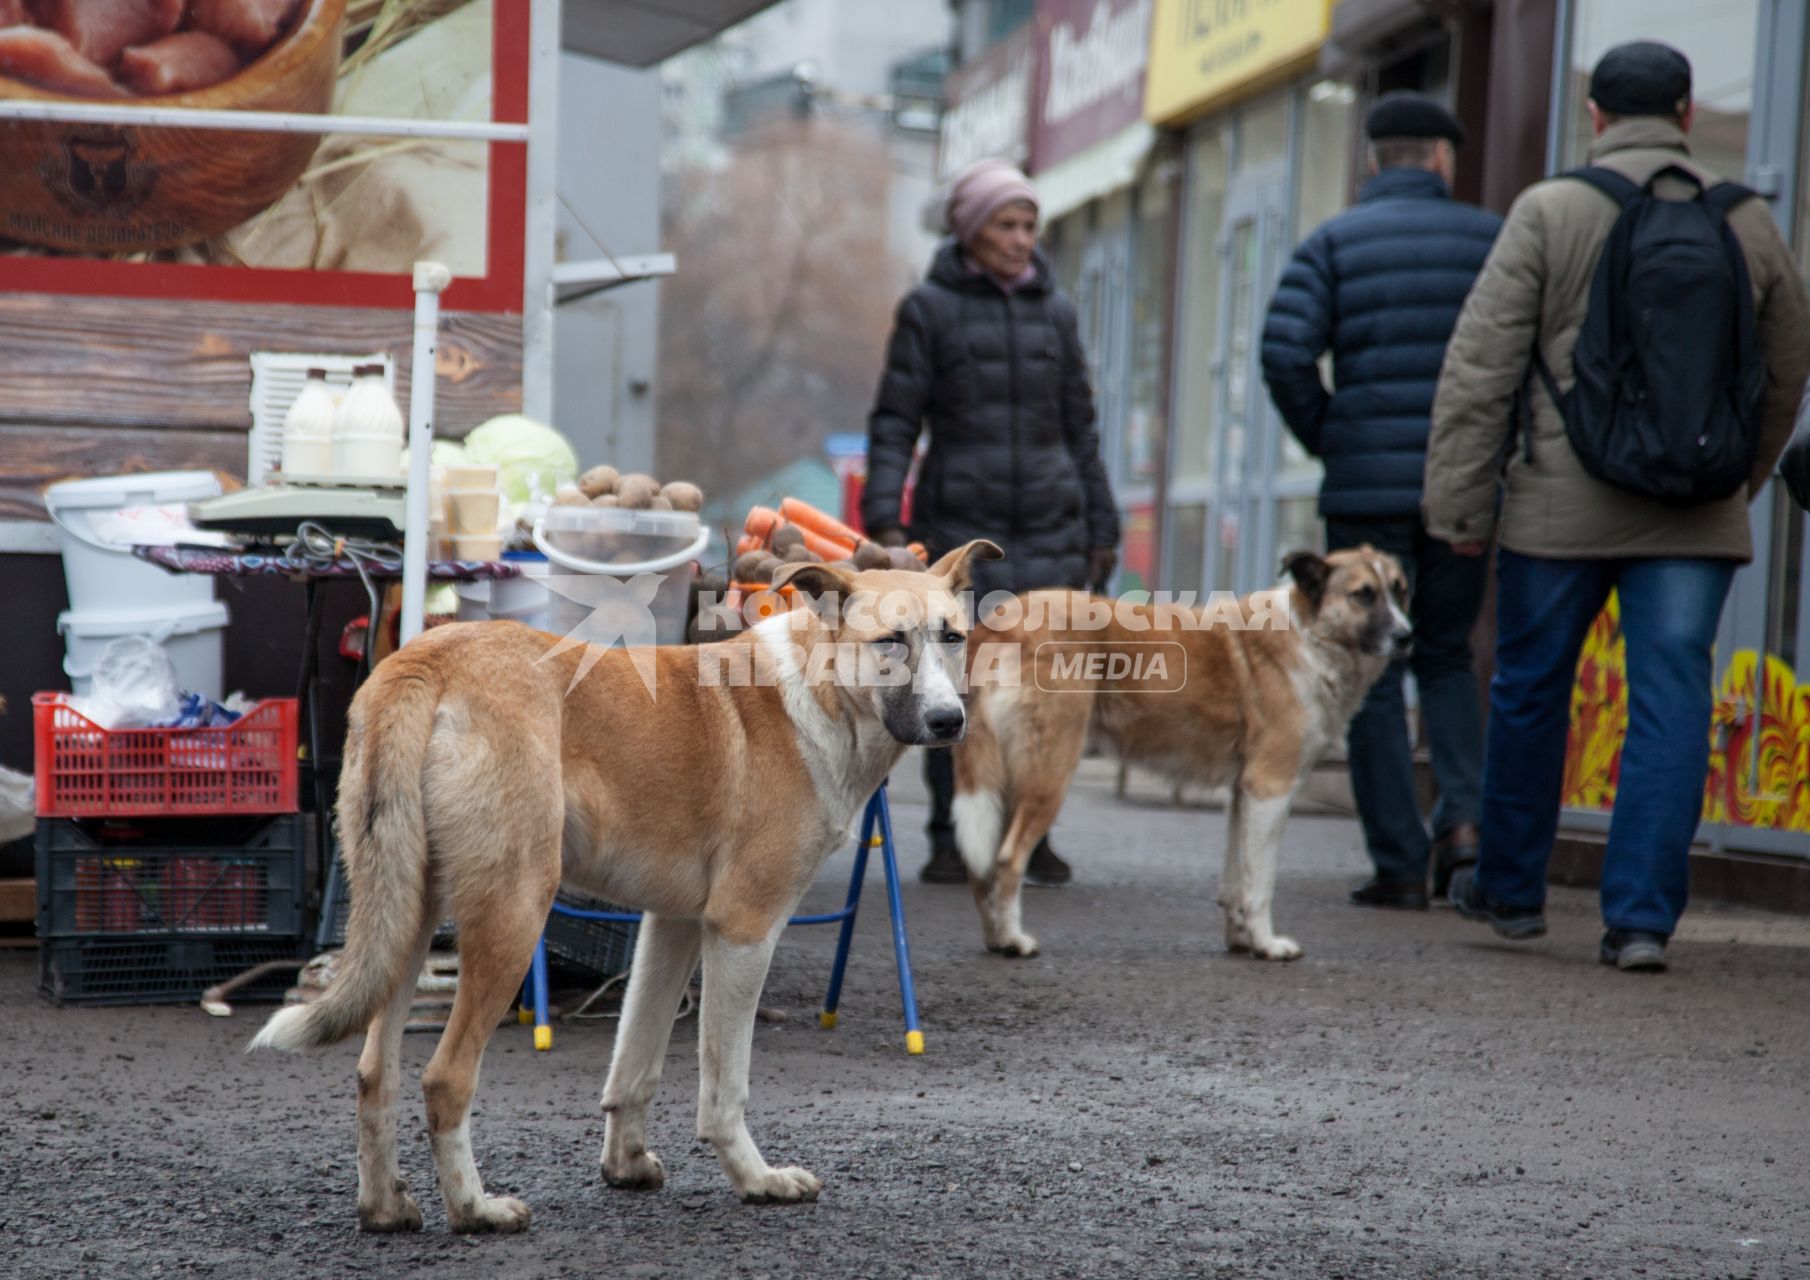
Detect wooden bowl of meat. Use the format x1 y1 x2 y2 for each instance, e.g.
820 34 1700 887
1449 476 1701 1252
0 0 346 253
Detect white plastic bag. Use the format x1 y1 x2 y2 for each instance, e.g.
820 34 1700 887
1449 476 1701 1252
0 764 32 845
89 635 182 729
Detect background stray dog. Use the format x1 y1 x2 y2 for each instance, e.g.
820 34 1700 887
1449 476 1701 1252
953 546 1409 961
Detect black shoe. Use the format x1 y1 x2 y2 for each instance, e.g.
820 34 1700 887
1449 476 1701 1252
1349 877 1429 910
1599 929 1668 972
1431 823 1480 899
1452 876 1546 940
919 838 967 885
1025 840 1072 887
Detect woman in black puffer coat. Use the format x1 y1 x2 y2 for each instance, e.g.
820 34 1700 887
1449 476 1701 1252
863 159 1120 887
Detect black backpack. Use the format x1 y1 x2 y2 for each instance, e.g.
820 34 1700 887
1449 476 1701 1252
1532 164 1767 506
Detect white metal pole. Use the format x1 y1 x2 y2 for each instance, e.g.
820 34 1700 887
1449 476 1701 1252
401 261 453 648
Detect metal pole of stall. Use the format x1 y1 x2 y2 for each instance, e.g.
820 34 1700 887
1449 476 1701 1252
400 262 452 647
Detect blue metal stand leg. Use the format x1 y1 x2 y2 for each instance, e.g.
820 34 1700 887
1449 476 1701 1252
819 794 878 1029
530 935 552 1051
874 787 924 1054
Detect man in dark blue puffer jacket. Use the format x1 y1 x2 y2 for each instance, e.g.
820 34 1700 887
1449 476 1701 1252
1261 93 1501 911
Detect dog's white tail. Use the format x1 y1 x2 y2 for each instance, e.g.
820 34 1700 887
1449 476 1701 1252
249 664 441 1054
952 687 1009 879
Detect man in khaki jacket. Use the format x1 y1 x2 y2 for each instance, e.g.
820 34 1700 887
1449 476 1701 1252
1424 41 1810 972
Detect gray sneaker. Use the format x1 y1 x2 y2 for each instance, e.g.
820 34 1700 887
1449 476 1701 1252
1600 929 1668 972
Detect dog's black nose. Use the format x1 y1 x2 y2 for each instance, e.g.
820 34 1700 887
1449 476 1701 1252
924 707 966 741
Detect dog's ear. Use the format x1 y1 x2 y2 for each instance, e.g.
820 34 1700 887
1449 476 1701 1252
1281 550 1329 609
927 539 1004 591
772 560 854 603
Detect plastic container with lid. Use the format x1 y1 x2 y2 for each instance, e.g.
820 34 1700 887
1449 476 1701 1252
531 507 709 646
43 470 221 615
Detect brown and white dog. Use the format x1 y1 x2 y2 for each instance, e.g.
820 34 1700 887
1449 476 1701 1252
250 541 1001 1232
953 547 1410 961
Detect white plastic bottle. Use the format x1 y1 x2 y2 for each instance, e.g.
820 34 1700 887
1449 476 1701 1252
332 363 404 478
279 367 336 478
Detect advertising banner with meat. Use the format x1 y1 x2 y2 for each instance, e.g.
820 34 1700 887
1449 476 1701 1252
0 0 527 311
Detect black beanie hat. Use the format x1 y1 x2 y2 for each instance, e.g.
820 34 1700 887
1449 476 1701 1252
1589 41 1693 118
1365 92 1465 146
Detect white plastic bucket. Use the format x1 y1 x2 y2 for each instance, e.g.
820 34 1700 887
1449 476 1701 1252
57 601 231 699
44 470 220 615
531 510 707 646
488 554 554 631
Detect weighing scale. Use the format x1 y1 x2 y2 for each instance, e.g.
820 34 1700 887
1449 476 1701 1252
188 474 408 541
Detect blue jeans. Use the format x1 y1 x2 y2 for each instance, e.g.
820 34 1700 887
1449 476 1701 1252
1328 518 1488 883
1479 550 1735 937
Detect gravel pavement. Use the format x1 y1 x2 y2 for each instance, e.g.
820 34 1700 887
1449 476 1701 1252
4 756 1807 1279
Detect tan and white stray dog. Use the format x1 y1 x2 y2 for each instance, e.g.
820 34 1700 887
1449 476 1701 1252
250 541 1000 1232
953 547 1410 961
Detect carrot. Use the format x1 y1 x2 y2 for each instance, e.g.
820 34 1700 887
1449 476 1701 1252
796 525 854 560
744 505 783 543
779 497 862 549
735 533 760 556
907 542 929 565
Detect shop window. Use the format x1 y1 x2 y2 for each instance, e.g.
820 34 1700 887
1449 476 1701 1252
1239 91 1291 172
1125 171 1172 489
1172 125 1230 488
1276 496 1322 560
1559 1 1758 179
1170 503 1208 597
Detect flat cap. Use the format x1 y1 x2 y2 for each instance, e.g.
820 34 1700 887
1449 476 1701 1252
1365 92 1464 146
1589 41 1692 118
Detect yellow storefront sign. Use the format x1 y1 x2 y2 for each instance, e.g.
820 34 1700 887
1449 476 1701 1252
1146 0 1337 125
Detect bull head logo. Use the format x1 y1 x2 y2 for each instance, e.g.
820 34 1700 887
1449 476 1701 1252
43 128 156 216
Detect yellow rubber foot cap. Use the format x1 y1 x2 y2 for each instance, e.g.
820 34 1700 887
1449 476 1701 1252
905 1030 925 1055
518 1007 533 1025
819 1011 838 1029
533 1025 553 1052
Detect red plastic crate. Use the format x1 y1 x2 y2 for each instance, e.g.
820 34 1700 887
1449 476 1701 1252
33 693 299 818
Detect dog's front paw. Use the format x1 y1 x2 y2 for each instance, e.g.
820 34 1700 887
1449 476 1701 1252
992 931 1039 958
358 1182 423 1233
448 1194 532 1234
1251 935 1302 961
1224 924 1253 953
739 1165 822 1204
603 1149 666 1190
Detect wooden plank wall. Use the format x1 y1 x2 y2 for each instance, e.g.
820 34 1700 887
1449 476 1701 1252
0 293 523 521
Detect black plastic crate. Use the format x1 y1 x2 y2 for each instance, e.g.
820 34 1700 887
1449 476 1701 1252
544 890 638 981
40 935 307 1006
37 814 305 940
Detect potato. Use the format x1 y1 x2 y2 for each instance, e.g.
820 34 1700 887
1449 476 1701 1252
615 473 660 509
732 551 767 582
590 493 620 508
887 547 926 572
552 487 589 507
647 495 674 511
661 480 704 512
578 465 619 499
851 540 891 571
782 544 818 563
770 524 804 553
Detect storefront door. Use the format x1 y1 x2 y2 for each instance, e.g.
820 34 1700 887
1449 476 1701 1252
1202 162 1289 596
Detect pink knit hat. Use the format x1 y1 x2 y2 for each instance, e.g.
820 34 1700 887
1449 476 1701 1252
946 159 1039 247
